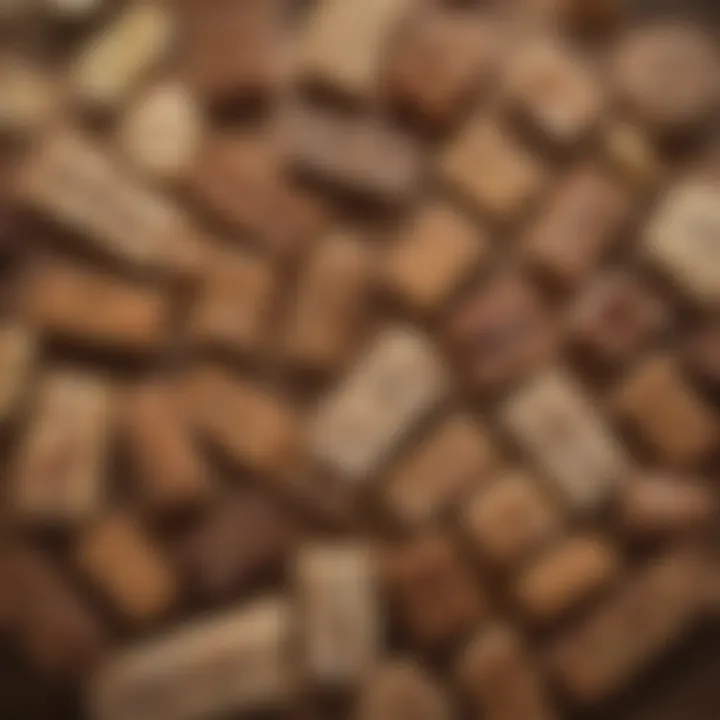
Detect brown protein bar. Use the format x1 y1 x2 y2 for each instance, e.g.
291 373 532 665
11 370 113 527
23 258 171 355
383 413 497 527
354 659 453 720
284 229 374 373
121 379 213 515
456 624 557 720
75 512 178 625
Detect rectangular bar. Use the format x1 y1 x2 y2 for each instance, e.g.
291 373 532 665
0 324 35 424
287 106 423 206
548 548 708 704
188 247 276 357
18 129 203 276
71 0 173 112
90 597 294 720
284 230 373 373
121 380 213 515
23 259 171 354
190 367 303 478
456 625 557 720
300 0 415 101
75 512 178 624
11 371 113 526
503 369 628 512
296 544 380 687
310 326 449 482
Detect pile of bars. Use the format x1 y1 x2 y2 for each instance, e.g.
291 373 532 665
0 0 718 719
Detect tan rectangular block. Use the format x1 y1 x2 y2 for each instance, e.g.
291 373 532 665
504 39 603 146
514 535 621 623
441 117 547 219
175 490 296 601
612 357 717 467
90 598 294 720
71 1 173 112
383 203 488 312
310 326 449 482
18 130 203 276
356 660 453 720
23 259 170 354
6 548 105 677
189 132 324 258
503 369 628 512
644 180 720 307
191 367 303 478
284 230 373 372
386 10 503 129
12 371 112 526
122 380 212 515
462 470 561 568
296 544 380 687
179 0 284 103
287 106 423 205
548 548 708 703
0 324 35 423
446 273 554 392
456 625 557 720
383 413 497 526
188 247 276 357
75 512 177 624
382 532 488 646
300 0 415 101
523 166 634 288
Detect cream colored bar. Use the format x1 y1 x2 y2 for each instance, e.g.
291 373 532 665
12 370 113 526
644 179 720 308
296 544 380 688
90 597 294 720
300 0 416 100
71 0 173 112
503 369 628 512
17 128 203 276
310 326 449 482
